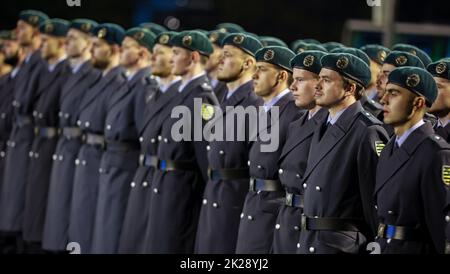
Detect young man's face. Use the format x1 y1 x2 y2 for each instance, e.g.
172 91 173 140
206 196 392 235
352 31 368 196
429 77 450 115
170 46 191 76
217 45 246 83
2 39 20 60
41 34 62 61
205 44 222 73
315 68 346 109
91 37 113 69
120 36 141 68
252 62 280 97
376 63 396 100
151 43 173 77
369 59 381 88
290 68 319 109
65 28 90 58
380 83 417 126
16 20 35 47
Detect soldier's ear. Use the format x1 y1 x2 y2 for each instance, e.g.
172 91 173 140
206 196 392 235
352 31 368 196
190 51 200 63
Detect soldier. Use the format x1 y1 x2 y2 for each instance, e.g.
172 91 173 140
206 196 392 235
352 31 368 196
0 10 48 253
322 41 344 52
90 27 157 254
235 46 302 253
446 188 450 254
139 22 167 36
144 30 218 253
21 18 72 253
41 19 100 253
375 67 450 253
427 60 450 142
272 51 329 254
195 33 263 254
297 53 389 254
260 36 288 48
360 45 391 119
215 23 245 34
392 43 432 67
68 23 127 254
291 41 327 54
0 31 13 77
119 31 181 254
206 30 228 102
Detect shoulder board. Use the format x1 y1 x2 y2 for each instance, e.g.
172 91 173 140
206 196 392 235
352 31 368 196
429 134 450 149
360 109 383 125
201 82 213 92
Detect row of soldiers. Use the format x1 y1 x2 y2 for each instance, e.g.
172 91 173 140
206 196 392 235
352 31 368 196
0 9 449 254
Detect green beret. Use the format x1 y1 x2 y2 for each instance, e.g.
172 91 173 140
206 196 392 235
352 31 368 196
360 44 390 65
39 19 70 37
320 53 371 87
255 46 296 72
70 19 98 35
155 31 178 47
244 32 260 40
427 60 450 80
392 43 432 66
19 10 49 27
0 30 16 40
221 33 263 57
322 42 344 51
93 23 125 45
259 36 288 48
292 41 327 54
290 39 321 50
208 30 228 46
215 23 245 34
384 51 425 69
290 50 327 75
388 66 437 107
126 27 156 51
330 47 371 66
170 30 213 57
139 22 167 35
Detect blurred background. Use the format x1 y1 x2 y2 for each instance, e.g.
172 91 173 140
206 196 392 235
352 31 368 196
1 0 449 59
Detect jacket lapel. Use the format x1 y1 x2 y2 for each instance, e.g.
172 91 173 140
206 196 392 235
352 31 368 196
62 61 92 97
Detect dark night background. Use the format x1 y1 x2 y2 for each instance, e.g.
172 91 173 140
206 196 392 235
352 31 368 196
1 0 449 56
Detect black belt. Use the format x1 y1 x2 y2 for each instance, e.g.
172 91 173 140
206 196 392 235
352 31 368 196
62 127 83 139
249 177 283 192
285 191 303 208
377 223 424 241
207 168 249 181
300 215 363 232
157 159 198 172
34 127 59 138
83 133 105 147
106 140 140 151
139 154 159 167
16 115 32 127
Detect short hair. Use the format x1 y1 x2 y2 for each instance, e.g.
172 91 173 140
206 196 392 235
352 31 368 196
342 75 365 100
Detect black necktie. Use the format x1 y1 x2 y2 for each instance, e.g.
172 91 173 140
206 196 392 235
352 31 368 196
319 121 331 140
391 142 399 156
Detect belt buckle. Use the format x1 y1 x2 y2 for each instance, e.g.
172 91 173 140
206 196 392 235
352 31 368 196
285 192 293 207
34 127 39 136
301 214 307 230
249 178 255 192
377 223 386 238
386 225 396 239
159 159 167 171
139 154 145 166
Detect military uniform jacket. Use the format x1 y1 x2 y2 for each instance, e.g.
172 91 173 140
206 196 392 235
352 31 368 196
42 61 101 251
297 101 389 254
23 59 72 243
235 92 303 254
194 80 263 254
435 122 450 143
0 51 46 232
69 66 127 254
145 74 218 254
212 80 228 104
445 189 450 254
374 122 450 254
272 107 328 254
119 79 180 254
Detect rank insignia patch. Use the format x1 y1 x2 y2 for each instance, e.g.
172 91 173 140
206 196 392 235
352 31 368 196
442 165 450 186
201 103 215 121
375 141 385 157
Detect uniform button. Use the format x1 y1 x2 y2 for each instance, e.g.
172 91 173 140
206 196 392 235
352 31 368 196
206 145 210 151
10 141 15 148
212 202 218 208
150 138 155 143
75 159 80 165
153 188 159 194
388 210 394 215
309 247 315 253
58 112 63 117
34 153 39 158
247 161 250 166
99 168 103 173
157 135 162 141
387 238 392 244
0 151 5 158
82 160 86 166
77 120 82 126
275 224 281 230
163 138 168 143
38 113 43 119
29 151 34 158
257 165 262 169
240 213 244 219
247 215 253 221
202 199 207 205
84 122 90 128
64 113 70 119
52 154 57 161
1 113 5 119
130 182 136 188
106 125 111 130
445 215 450 222
315 186 321 192
139 137 144 143
278 169 283 175
374 205 378 210
219 150 224 155
296 174 300 178
32 110 38 117
294 226 299 231
296 243 301 249
302 183 307 189
58 155 63 161
142 181 148 187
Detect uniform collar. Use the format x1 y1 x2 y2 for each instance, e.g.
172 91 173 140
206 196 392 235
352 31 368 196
178 72 206 92
48 56 67 72
263 88 290 112
395 119 425 147
160 77 181 93
327 105 350 125
226 80 252 100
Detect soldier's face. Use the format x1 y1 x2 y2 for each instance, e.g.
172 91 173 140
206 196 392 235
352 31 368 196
66 29 90 58
217 45 245 82
2 39 19 60
380 83 417 126
40 34 61 61
16 20 35 47
253 62 280 98
429 77 450 115
171 46 191 76
369 60 381 88
151 44 172 77
205 44 222 73
91 37 113 69
315 68 346 108
290 68 319 109
376 63 396 100
120 37 141 68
